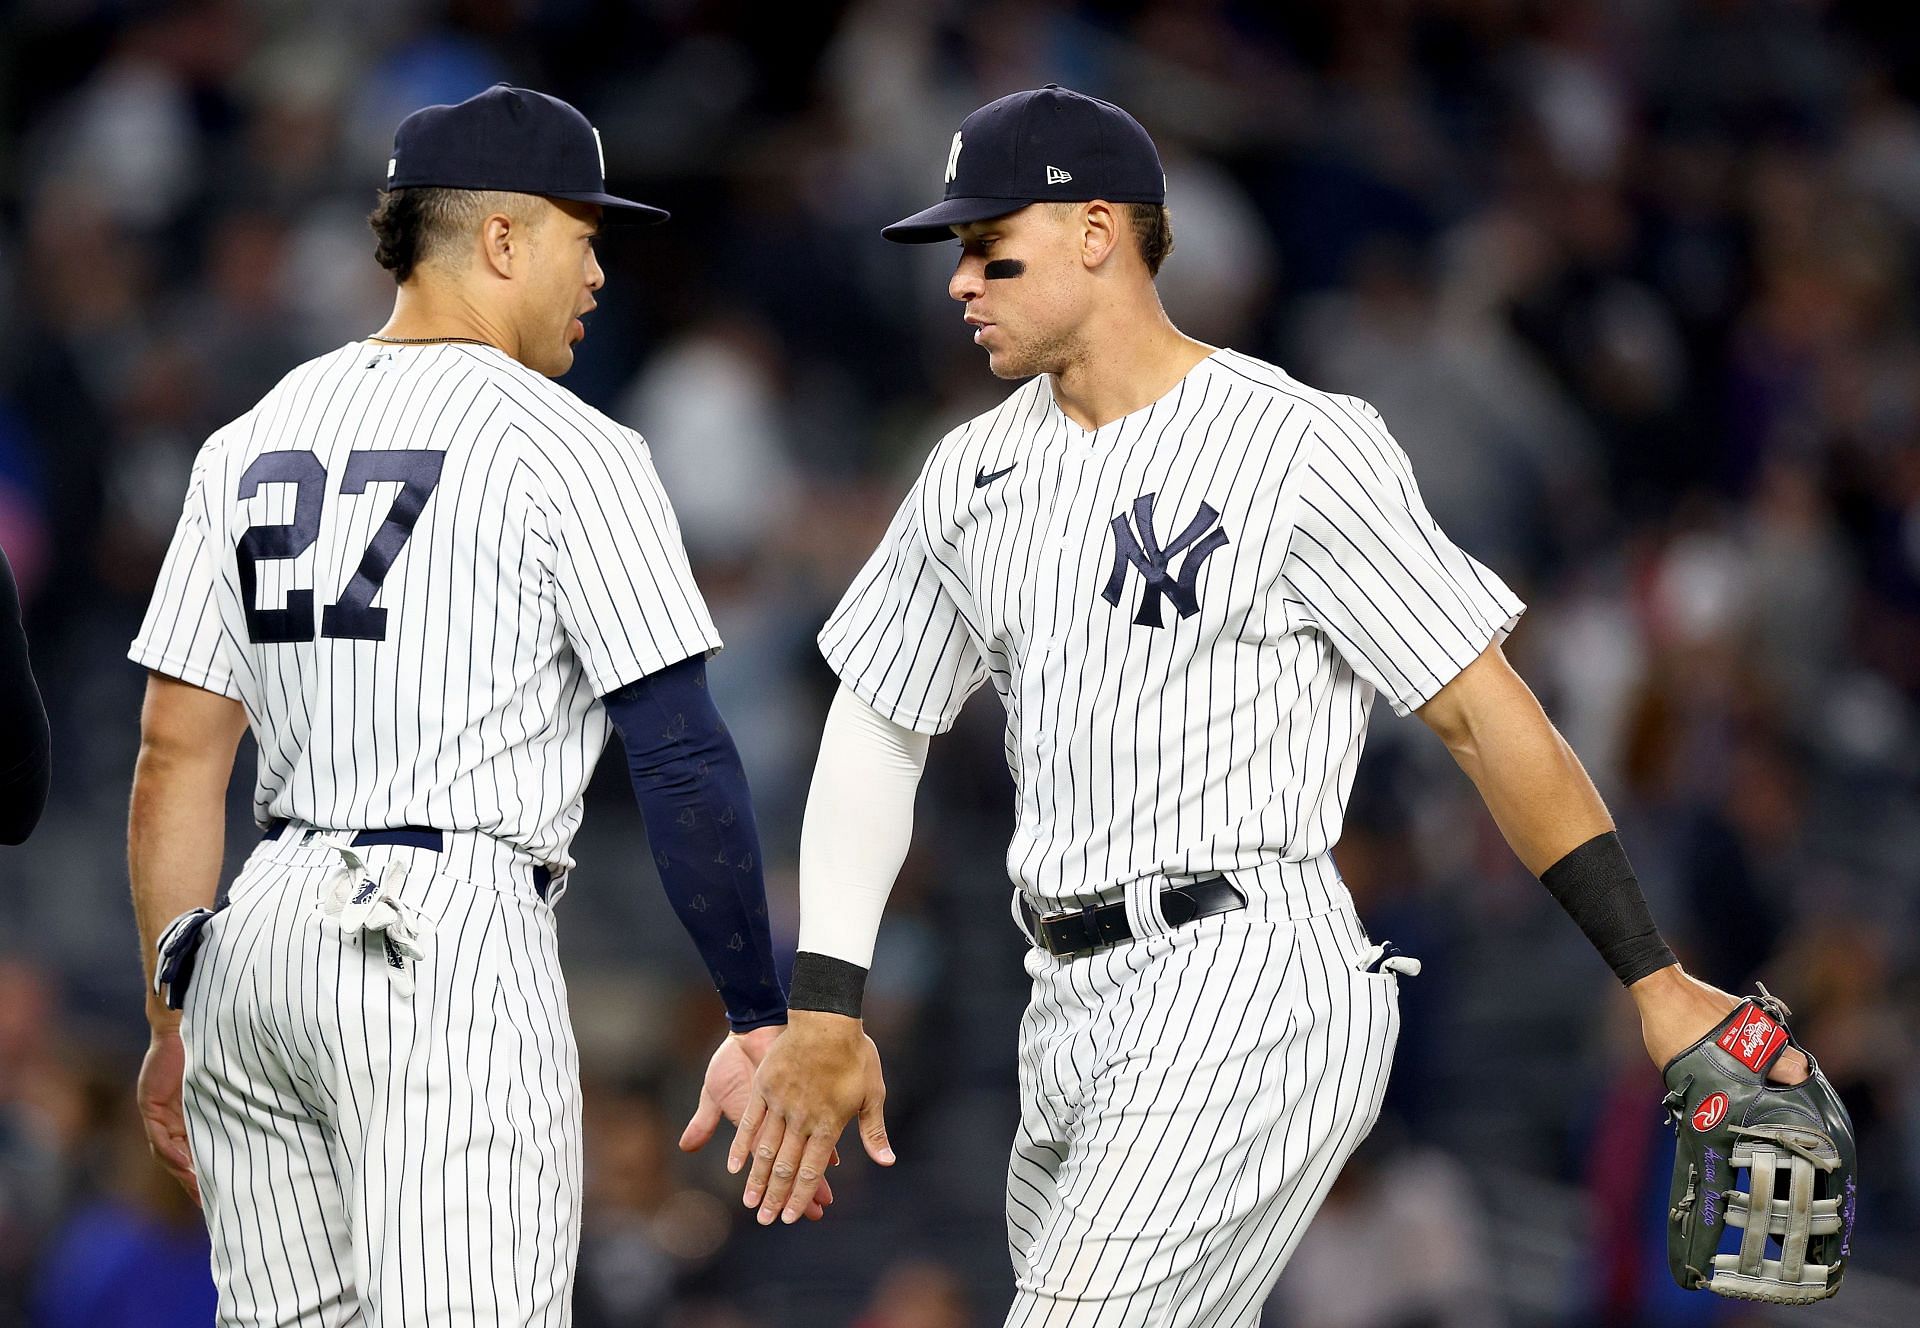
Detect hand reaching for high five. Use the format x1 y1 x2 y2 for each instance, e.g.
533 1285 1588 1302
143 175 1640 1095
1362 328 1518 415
680 1025 838 1221
729 1011 893 1225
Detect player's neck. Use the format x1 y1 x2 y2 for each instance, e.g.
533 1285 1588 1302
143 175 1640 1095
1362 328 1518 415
374 285 518 360
1047 303 1214 431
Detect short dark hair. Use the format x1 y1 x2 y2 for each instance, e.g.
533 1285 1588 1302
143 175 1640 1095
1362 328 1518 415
1129 203 1174 277
367 187 535 283
1050 201 1175 277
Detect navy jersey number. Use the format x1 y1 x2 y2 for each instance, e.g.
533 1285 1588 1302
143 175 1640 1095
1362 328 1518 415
321 450 447 640
235 451 326 643
234 449 446 644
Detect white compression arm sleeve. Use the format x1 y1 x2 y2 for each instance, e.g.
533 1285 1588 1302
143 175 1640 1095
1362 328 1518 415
795 684 929 970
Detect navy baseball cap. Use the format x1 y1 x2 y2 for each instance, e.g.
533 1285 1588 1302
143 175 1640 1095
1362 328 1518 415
882 85 1165 243
385 84 668 224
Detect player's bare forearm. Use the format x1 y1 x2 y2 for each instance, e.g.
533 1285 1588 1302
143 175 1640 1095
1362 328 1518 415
129 673 247 1029
1416 641 1613 875
1416 644 1808 1078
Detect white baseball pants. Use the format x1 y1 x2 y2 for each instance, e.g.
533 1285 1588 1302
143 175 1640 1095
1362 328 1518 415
178 827 580 1326
1004 890 1401 1328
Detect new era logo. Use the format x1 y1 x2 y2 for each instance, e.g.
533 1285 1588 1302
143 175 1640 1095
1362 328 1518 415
1716 1002 1789 1072
1047 165 1072 185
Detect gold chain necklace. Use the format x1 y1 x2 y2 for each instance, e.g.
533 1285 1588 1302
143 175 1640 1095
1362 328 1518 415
366 335 494 347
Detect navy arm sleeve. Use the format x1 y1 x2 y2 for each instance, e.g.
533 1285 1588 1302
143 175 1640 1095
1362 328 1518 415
0 546 49 846
602 655 787 1032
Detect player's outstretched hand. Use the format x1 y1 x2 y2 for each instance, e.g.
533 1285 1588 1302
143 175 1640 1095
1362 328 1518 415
680 1027 835 1220
730 1011 892 1226
137 1026 199 1206
1630 965 1810 1084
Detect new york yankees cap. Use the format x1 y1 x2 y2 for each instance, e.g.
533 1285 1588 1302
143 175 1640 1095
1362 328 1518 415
882 84 1165 243
384 84 669 223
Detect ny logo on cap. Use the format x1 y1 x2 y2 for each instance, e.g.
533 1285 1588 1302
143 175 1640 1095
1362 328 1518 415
946 132 963 184
1101 493 1230 628
1047 165 1073 185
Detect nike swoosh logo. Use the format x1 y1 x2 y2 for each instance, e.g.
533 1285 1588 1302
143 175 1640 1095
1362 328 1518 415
975 463 1018 488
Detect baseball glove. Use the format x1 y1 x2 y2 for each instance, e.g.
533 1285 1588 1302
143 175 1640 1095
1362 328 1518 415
1662 985 1857 1304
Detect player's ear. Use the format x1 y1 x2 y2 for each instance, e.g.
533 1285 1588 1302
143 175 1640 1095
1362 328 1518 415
479 211 518 279
1080 201 1121 271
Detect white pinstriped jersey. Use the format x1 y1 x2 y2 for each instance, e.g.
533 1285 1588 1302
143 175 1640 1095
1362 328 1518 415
821 348 1524 908
131 340 720 869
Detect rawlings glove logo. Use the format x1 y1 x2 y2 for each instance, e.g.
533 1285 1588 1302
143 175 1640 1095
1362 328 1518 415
1717 1002 1789 1072
1692 1092 1729 1132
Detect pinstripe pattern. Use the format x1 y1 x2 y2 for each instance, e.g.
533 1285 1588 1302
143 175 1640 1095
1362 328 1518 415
131 341 720 871
132 340 711 1325
1004 900 1396 1327
181 833 579 1326
821 350 1518 1324
820 350 1523 912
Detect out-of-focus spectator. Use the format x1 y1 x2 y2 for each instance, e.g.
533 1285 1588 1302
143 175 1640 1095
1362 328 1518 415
576 1082 734 1328
1290 234 1600 571
853 1257 972 1328
1267 1123 1504 1328
1151 152 1277 349
27 1070 215 1328
621 316 801 567
0 961 69 1322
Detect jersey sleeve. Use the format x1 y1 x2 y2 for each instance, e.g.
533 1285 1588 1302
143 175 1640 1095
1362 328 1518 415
129 445 242 700
1281 402 1525 716
818 465 988 735
539 425 722 696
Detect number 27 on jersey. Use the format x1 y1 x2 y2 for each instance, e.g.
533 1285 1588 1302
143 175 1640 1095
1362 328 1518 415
234 449 445 645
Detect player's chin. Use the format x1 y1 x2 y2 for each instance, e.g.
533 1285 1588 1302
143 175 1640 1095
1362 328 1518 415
984 346 1034 380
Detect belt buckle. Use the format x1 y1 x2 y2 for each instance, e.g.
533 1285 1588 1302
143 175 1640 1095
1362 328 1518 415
1035 904 1069 954
1034 901 1102 958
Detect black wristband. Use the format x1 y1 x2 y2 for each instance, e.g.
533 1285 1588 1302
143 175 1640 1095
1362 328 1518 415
1538 830 1678 986
788 951 867 1018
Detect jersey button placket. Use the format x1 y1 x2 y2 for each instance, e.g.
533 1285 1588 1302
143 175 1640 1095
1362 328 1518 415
1018 444 1073 776
1030 437 1093 767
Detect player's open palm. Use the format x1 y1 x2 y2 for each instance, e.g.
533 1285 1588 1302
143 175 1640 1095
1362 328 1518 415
731 1012 892 1225
138 1028 199 1206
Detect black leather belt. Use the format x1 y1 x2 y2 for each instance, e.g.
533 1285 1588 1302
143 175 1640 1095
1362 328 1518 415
263 822 552 899
1020 875 1245 957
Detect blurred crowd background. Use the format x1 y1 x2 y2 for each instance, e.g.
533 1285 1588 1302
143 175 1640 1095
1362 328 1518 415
2 0 1919 1324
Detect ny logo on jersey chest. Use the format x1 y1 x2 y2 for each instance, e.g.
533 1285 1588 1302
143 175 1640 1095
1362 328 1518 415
1100 493 1229 628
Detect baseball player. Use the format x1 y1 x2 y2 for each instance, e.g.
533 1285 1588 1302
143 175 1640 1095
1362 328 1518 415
730 86 1814 1324
128 85 810 1326
1 542 49 844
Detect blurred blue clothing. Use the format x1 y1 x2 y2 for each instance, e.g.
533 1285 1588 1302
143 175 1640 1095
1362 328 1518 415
30 1200 215 1328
